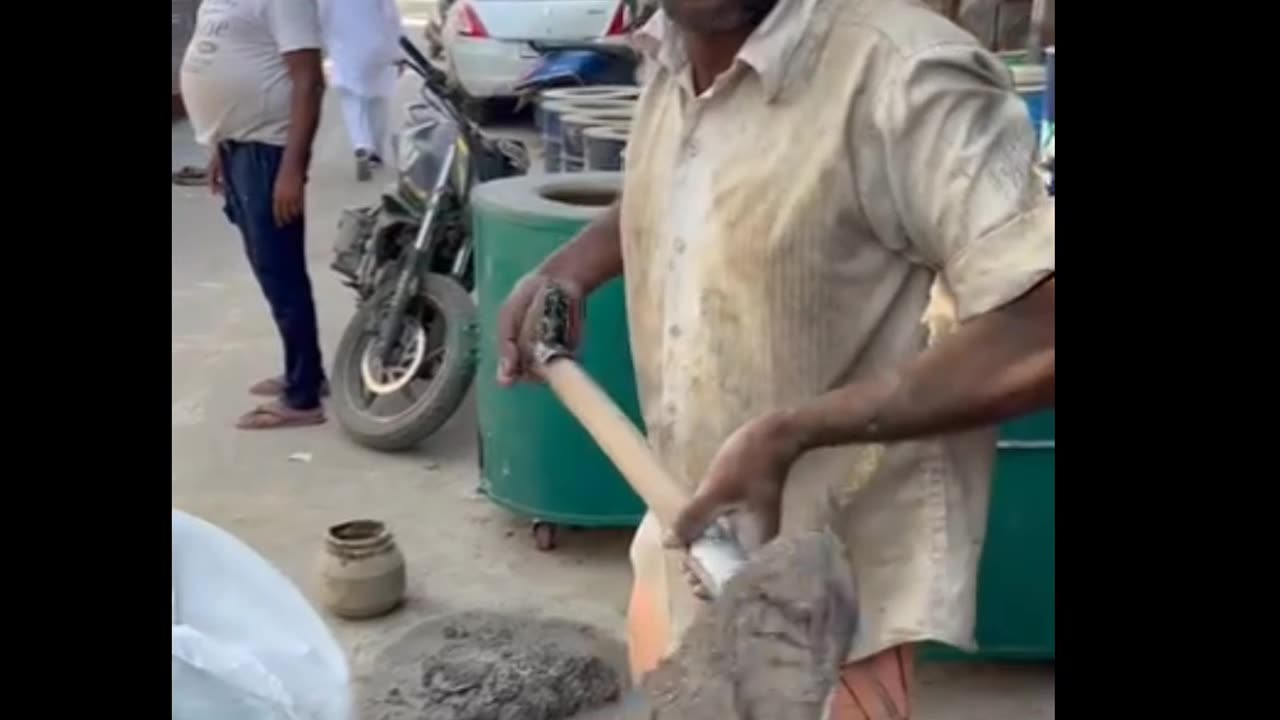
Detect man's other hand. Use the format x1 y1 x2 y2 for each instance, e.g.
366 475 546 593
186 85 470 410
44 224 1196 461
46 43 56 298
273 165 306 227
209 153 224 196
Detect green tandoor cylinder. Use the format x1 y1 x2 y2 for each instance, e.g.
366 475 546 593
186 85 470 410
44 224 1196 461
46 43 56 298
923 409 1056 662
472 173 1054 660
472 173 646 534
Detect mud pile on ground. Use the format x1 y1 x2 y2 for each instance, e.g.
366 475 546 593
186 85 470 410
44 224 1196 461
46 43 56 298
365 611 624 720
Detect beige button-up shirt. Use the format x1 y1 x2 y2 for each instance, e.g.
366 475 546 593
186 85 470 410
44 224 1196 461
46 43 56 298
620 0 1054 662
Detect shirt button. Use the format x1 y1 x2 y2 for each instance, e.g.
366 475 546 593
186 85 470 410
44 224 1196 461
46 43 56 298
683 139 699 158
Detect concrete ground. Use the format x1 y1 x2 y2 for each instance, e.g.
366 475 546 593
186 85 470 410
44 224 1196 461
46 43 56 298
171 6 1053 718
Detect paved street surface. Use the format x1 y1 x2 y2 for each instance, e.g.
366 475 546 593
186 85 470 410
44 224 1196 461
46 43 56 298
171 4 1053 716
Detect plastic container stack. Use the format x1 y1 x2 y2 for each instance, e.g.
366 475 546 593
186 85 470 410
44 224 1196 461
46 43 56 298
534 87 638 174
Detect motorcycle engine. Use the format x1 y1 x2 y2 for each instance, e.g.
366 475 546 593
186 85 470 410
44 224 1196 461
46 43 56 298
331 207 376 280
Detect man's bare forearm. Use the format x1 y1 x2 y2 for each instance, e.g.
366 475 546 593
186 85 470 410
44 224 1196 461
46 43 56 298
539 202 624 293
282 49 325 176
773 277 1055 452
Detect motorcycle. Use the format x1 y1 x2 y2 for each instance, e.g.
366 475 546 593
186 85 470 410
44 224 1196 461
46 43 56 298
328 37 528 452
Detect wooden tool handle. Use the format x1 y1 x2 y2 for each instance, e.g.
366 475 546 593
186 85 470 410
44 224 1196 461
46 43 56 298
539 356 749 596
540 359 690 527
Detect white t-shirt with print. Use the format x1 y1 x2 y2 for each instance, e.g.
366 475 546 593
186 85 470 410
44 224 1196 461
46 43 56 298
180 0 321 147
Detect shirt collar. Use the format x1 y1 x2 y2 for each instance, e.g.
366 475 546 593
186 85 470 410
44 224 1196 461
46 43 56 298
636 0 819 102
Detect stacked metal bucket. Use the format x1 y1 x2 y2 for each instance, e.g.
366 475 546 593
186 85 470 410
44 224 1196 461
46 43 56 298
535 86 639 174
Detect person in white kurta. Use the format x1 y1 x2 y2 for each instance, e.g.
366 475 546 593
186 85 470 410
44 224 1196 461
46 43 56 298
321 0 404 180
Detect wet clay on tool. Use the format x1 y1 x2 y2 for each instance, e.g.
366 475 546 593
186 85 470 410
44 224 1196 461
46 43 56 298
640 531 857 720
365 611 624 720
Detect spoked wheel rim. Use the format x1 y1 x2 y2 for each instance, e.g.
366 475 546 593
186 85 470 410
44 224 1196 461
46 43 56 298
360 322 427 394
343 295 450 425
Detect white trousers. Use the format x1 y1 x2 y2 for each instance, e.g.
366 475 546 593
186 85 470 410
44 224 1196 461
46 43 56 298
338 89 391 158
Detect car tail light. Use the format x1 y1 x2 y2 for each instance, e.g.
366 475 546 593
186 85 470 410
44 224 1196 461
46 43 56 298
604 1 632 36
457 3 490 38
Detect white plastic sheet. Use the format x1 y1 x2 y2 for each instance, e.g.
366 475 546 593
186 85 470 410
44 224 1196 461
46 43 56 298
172 509 353 720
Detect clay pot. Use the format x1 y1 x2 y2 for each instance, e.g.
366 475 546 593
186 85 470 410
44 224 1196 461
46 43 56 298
319 519 406 619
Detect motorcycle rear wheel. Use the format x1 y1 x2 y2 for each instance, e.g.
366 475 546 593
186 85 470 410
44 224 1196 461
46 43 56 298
332 273 476 452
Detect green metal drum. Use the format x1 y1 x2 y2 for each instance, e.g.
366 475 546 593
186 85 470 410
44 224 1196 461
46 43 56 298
923 409 1055 662
472 173 646 544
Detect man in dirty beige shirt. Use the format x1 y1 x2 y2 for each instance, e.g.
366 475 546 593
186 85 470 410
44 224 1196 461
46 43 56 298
498 0 1055 716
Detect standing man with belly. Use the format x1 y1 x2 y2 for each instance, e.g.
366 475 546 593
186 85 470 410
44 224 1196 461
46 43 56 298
181 0 328 430
497 0 1055 716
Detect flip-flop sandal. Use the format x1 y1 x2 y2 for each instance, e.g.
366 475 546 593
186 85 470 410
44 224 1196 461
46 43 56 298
249 377 331 398
235 403 326 430
172 166 209 186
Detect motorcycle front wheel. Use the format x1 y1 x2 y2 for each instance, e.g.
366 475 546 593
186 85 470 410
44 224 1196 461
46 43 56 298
331 273 476 452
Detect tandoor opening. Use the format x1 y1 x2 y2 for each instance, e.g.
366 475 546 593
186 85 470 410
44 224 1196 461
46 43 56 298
539 184 618 208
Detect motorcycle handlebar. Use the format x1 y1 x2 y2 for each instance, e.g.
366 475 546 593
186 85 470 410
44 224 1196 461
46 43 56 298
396 36 529 173
398 36 469 130
399 36 435 80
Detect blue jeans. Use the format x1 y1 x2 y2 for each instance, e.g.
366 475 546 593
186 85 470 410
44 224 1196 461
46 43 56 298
219 141 324 410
